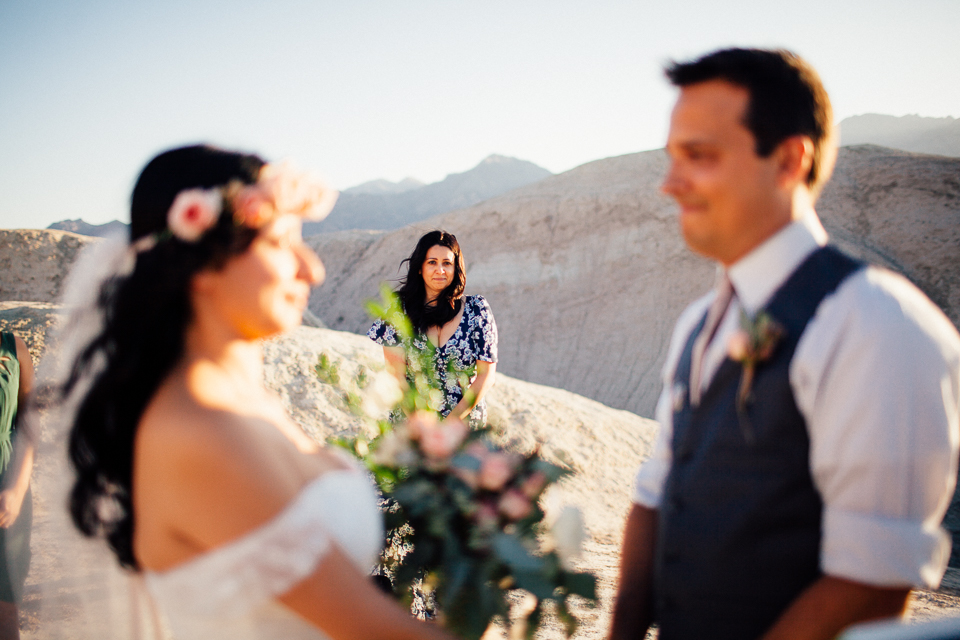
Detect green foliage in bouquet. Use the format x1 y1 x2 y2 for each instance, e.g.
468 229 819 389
320 285 597 640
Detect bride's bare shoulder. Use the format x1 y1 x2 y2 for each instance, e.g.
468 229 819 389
133 376 306 568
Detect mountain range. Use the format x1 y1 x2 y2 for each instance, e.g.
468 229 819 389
302 154 552 235
46 219 128 239
839 114 960 157
41 154 552 238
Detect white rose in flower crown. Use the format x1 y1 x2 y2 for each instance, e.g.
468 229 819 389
549 506 586 570
167 188 222 241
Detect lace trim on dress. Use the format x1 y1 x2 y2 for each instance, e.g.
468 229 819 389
144 469 377 617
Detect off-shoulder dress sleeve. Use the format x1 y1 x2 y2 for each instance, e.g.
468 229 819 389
144 470 382 618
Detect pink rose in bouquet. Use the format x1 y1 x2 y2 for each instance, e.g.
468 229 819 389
498 489 533 521
418 418 469 461
519 470 548 499
478 452 516 491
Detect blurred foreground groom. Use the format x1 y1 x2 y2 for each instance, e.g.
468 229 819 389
609 48 960 640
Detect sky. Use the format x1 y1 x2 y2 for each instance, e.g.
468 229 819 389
1 0 958 229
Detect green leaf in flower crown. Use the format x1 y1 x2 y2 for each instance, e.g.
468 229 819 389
492 533 546 572
563 571 597 601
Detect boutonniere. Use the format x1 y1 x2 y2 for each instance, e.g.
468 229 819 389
727 309 785 443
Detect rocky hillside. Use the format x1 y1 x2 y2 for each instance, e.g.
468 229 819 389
309 145 960 419
0 230 95 303
303 154 552 234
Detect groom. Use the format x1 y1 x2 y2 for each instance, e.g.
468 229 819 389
609 48 960 640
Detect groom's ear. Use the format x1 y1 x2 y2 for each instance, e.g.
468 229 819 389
773 135 815 190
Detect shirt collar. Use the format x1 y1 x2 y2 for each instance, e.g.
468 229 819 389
725 210 829 315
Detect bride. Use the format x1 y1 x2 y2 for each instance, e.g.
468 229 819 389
56 145 458 640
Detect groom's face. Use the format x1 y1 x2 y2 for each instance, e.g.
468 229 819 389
662 80 786 266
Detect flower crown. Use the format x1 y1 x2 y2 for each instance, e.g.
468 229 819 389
162 161 337 244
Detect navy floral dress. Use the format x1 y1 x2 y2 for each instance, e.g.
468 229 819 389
368 295 498 427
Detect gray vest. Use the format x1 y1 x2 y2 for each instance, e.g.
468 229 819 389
654 246 863 640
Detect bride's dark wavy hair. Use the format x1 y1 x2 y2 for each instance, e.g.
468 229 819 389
63 144 265 570
396 230 466 334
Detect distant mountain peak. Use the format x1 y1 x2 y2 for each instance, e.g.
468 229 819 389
304 155 552 235
480 154 515 164
47 219 128 238
342 177 425 195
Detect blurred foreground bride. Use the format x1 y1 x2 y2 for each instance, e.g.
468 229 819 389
45 145 457 640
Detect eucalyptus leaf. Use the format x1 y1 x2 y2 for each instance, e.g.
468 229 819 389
564 571 597 600
492 533 546 572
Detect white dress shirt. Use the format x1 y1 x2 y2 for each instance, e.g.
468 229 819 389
633 211 960 588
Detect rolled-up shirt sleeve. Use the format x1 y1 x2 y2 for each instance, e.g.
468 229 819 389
632 387 673 508
792 268 960 588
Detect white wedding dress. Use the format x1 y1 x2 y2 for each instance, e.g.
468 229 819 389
142 468 383 640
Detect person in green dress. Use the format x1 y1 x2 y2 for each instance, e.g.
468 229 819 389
0 332 35 640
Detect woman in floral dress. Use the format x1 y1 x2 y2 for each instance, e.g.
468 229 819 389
368 230 498 428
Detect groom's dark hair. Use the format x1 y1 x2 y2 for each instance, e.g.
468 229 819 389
665 48 834 196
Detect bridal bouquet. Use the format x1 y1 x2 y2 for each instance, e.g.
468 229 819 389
321 287 596 640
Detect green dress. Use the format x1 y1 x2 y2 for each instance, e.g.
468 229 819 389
0 332 31 603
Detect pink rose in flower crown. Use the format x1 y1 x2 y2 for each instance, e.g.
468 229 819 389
499 489 533 521
231 185 274 229
167 189 222 241
479 453 516 492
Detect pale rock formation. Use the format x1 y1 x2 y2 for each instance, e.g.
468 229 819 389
310 146 960 420
0 230 94 303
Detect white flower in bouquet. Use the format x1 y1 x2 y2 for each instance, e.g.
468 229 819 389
360 368 404 418
370 427 416 468
549 506 587 570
